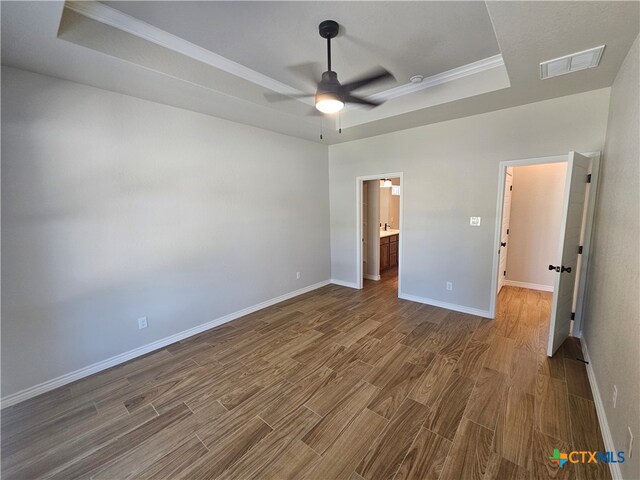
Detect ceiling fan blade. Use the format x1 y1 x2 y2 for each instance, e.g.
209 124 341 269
306 108 322 117
286 62 323 88
264 92 314 103
341 68 394 93
343 94 382 107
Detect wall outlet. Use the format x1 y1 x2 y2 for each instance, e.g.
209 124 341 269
613 385 618 408
296 272 301 279
446 282 453 291
469 216 481 226
628 427 634 459
137 316 148 330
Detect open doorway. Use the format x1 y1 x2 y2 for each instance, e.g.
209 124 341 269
491 153 599 357
497 163 567 295
356 173 403 293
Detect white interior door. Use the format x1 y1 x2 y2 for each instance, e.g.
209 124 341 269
547 152 592 356
362 182 368 276
498 168 513 293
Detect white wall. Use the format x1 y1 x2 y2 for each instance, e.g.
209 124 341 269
379 186 390 228
506 163 567 289
379 178 400 230
329 88 610 314
389 178 400 230
583 35 639 480
1 67 330 397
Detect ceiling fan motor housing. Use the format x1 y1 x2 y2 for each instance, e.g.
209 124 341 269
316 70 342 102
318 20 339 39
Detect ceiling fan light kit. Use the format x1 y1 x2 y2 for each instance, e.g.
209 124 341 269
315 68 344 113
315 97 345 114
263 19 395 137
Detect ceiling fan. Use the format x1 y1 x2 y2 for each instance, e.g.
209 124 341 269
266 20 395 114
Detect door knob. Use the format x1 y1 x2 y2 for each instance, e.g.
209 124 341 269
561 266 572 273
501 242 507 247
548 265 560 272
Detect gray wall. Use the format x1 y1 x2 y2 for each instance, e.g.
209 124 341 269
329 88 610 312
583 35 639 480
506 163 566 288
1 67 330 397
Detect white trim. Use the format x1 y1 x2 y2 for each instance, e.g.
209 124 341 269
64 1 308 101
356 173 404 292
363 274 381 281
581 340 622 480
573 154 600 336
503 280 554 292
330 279 359 289
0 279 330 409
369 54 505 102
398 292 492 319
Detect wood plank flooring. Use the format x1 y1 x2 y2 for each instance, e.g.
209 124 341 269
1 269 610 479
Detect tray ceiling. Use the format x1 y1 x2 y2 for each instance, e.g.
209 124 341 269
1 1 638 143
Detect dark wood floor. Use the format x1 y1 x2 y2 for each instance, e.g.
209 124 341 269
2 269 610 480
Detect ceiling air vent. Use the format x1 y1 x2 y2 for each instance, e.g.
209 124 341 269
540 45 605 79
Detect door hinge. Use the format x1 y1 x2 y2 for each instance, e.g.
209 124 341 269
578 245 583 254
503 271 506 277
507 228 510 235
571 312 575 320
510 185 513 191
587 174 592 183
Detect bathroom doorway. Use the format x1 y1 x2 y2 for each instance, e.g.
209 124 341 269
356 173 403 293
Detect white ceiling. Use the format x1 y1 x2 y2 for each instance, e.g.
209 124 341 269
2 1 638 144
101 1 501 95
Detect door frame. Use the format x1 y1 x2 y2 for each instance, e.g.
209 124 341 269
489 152 600 337
356 172 404 291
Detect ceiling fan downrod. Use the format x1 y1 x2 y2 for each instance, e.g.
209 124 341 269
318 20 339 72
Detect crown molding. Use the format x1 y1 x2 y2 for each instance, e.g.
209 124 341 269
65 0 308 102
369 54 505 102
64 2 505 121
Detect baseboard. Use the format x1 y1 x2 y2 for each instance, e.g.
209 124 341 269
398 292 492 318
1 279 331 409
363 274 380 281
330 278 359 289
503 280 554 292
581 339 622 480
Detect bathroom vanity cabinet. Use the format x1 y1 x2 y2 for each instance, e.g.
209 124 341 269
380 233 398 271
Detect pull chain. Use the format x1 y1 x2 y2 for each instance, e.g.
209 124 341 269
320 116 323 140
339 111 342 134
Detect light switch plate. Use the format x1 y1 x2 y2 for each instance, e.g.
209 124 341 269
470 217 481 226
138 316 148 329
